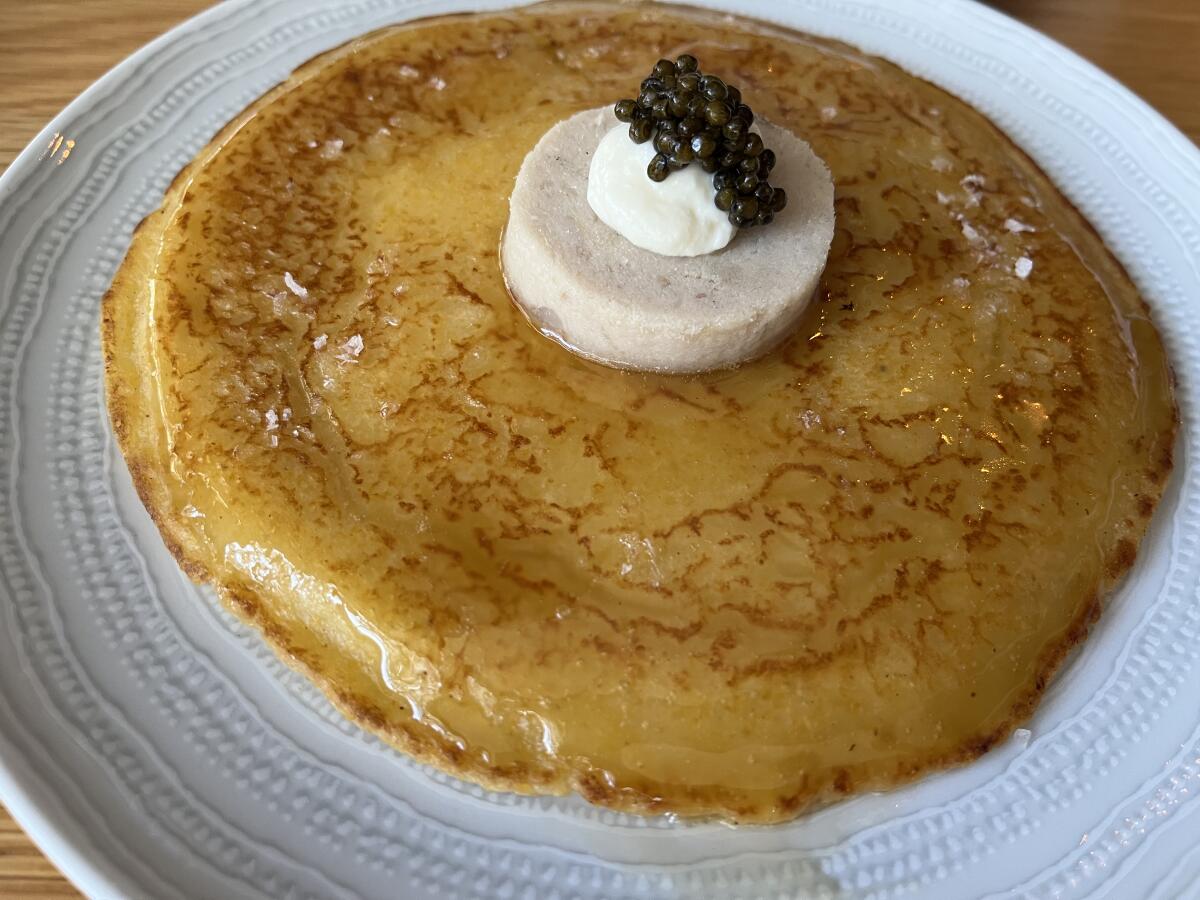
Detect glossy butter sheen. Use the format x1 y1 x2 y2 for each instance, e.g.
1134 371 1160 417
102 2 1176 821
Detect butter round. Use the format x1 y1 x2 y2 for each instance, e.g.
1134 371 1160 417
502 107 835 373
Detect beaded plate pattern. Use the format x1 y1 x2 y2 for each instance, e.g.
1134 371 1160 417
0 0 1198 897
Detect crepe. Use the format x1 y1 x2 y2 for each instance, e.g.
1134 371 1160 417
102 1 1177 822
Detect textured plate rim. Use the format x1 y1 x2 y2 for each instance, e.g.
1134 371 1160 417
0 7 275 897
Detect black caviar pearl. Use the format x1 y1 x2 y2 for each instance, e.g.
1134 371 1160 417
677 72 700 93
737 157 758 175
719 150 741 169
713 171 734 191
653 59 675 79
654 130 674 155
669 92 691 117
704 100 731 126
758 148 776 174
755 183 774 203
637 88 657 109
732 196 759 220
700 75 728 101
687 94 708 117
671 143 695 164
715 187 737 211
700 156 720 172
759 213 775 226
629 118 653 143
729 212 750 227
738 173 759 194
772 188 787 212
726 85 742 108
722 120 746 141
743 132 764 156
641 77 665 94
651 96 671 119
614 99 636 122
675 53 699 74
691 133 717 158
734 104 754 125
647 154 671 182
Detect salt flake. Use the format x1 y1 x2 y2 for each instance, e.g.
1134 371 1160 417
338 334 365 361
283 272 308 299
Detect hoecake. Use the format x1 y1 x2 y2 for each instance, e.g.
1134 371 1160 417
501 107 835 373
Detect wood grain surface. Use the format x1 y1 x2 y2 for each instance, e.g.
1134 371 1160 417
1 0 1197 896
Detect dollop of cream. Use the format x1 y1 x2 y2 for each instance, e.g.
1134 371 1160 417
586 124 735 257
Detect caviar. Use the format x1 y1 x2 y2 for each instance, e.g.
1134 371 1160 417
613 56 786 228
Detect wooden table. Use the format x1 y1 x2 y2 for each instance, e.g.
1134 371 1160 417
1 0 1197 896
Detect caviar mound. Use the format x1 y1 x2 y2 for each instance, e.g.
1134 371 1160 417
614 53 788 227
102 1 1176 822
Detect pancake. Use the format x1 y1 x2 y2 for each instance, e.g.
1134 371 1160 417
102 1 1177 822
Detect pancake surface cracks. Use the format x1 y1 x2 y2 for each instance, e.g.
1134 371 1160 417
102 1 1177 821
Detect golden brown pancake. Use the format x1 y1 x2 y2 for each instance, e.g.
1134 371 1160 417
102 2 1177 822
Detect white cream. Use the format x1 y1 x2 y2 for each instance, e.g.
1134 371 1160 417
586 124 735 258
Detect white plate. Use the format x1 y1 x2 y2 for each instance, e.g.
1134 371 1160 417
2 0 1199 897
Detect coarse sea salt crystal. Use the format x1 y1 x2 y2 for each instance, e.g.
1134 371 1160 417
1015 257 1034 279
283 271 308 299
339 334 365 360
